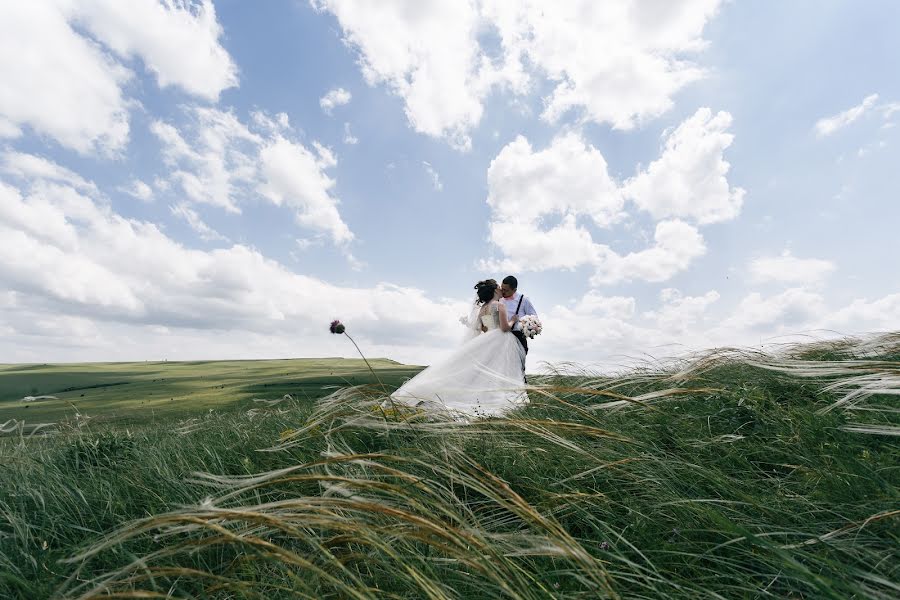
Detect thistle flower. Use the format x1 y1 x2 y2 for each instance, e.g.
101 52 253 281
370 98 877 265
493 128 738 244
329 319 345 334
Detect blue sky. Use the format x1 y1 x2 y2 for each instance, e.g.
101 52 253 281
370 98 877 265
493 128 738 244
1 0 898 366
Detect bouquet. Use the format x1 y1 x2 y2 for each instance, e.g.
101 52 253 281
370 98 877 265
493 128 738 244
518 315 542 339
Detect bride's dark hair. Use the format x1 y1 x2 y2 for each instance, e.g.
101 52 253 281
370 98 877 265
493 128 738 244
474 279 498 304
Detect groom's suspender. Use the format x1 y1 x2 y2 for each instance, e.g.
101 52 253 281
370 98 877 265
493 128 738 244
515 295 524 315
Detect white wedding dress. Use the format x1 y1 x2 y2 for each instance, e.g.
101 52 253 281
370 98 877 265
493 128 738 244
390 302 527 416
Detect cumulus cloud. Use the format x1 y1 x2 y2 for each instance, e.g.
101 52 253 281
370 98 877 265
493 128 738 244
482 216 601 273
623 108 745 224
251 110 292 134
826 293 900 332
486 132 623 227
152 106 353 244
314 0 721 148
643 288 719 333
573 292 636 319
720 288 828 332
258 136 354 244
1 150 97 193
482 108 738 284
151 108 260 213
590 220 706 285
814 93 879 138
69 0 237 101
538 284 900 367
0 0 236 155
0 2 131 155
320 88 352 114
541 287 719 364
749 251 835 286
0 170 464 363
312 0 516 150
0 180 145 314
488 0 721 129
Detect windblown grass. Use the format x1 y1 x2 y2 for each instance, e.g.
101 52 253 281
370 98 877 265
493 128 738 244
1 334 898 598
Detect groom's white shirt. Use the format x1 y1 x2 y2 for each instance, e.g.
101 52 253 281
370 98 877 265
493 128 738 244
501 292 537 331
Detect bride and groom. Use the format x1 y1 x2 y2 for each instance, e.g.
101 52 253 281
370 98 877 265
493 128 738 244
391 276 539 416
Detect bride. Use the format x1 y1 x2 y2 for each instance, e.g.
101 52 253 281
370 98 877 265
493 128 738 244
390 279 527 416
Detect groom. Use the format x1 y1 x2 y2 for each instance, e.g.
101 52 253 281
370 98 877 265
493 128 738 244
499 275 538 372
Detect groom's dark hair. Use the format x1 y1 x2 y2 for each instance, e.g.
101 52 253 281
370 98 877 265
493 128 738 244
502 275 518 289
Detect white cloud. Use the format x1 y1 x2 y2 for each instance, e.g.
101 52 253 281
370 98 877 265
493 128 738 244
0 181 145 314
749 251 835 286
624 108 745 224
120 179 154 202
590 219 706 285
259 136 353 244
251 110 292 134
343 122 359 144
170 202 228 242
643 288 719 333
0 2 131 155
69 0 237 101
0 173 465 363
422 161 443 191
152 107 353 245
0 116 22 139
0 0 236 155
482 215 601 272
314 0 721 147
486 133 623 227
883 102 900 119
320 88 352 114
488 0 721 129
482 109 737 283
1 151 97 193
826 293 900 332
312 0 527 150
720 288 828 332
539 287 720 365
151 108 260 213
538 285 900 367
153 176 171 193
815 93 879 137
573 292 635 319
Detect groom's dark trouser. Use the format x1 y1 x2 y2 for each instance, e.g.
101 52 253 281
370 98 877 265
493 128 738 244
512 330 528 383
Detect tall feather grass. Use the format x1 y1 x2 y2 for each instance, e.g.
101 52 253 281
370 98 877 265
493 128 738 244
1 333 898 598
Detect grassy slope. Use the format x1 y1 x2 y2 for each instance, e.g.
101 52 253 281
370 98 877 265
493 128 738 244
0 340 898 599
0 358 421 426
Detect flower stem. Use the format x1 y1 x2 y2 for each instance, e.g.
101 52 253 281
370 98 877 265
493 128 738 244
343 332 388 395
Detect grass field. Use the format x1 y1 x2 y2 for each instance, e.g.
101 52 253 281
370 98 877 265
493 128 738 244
0 358 422 429
1 336 898 599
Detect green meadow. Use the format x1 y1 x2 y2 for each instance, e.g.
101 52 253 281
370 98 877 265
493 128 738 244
1 337 898 599
0 358 422 427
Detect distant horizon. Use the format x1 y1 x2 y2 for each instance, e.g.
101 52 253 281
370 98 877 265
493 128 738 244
3 327 890 373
